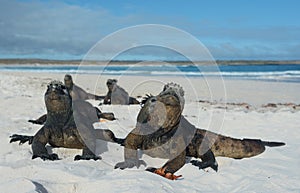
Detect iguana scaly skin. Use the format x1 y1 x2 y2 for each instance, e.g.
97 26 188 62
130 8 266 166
102 79 140 105
115 83 285 180
28 74 114 125
10 80 123 161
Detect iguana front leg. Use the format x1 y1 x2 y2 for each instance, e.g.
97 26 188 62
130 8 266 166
10 134 33 145
28 114 47 125
115 131 146 169
102 94 111 105
31 127 59 161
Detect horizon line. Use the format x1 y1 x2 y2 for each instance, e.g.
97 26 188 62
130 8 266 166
0 58 300 65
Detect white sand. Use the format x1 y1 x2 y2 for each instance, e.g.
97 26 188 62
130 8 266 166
0 71 299 193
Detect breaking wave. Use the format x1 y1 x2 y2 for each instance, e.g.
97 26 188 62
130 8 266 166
0 64 299 82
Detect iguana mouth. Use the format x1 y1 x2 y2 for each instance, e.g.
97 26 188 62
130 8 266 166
47 92 60 100
44 80 71 113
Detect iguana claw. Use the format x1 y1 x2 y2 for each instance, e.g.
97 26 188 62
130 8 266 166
115 159 146 169
148 167 182 180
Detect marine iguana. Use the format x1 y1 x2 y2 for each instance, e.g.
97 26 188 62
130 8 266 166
10 80 123 161
29 74 115 125
102 79 140 105
115 83 285 180
64 74 105 101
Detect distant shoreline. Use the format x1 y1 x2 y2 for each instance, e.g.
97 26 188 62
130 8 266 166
0 58 300 65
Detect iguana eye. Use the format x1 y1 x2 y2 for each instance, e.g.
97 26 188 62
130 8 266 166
56 84 66 90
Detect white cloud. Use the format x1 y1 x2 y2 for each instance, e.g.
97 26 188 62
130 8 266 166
0 0 299 60
0 0 142 58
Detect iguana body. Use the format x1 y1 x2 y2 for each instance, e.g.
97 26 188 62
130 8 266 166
29 74 114 125
11 80 122 161
102 79 140 105
115 83 285 180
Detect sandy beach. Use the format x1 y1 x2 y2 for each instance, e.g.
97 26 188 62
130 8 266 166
1 71 300 192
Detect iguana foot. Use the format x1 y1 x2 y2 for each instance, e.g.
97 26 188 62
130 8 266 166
114 159 146 169
10 134 33 145
146 167 182 180
74 154 101 161
190 160 218 172
32 153 59 161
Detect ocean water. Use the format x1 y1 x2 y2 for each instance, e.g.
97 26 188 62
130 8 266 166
1 64 300 83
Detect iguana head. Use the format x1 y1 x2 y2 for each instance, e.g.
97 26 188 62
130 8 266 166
106 79 118 92
64 74 74 90
137 83 184 131
45 80 72 113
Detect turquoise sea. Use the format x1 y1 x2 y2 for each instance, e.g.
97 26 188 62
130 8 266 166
1 64 300 83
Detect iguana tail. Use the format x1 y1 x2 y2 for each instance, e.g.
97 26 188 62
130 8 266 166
261 141 285 147
196 129 285 159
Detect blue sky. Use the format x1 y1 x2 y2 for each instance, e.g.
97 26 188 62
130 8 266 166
0 0 300 60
